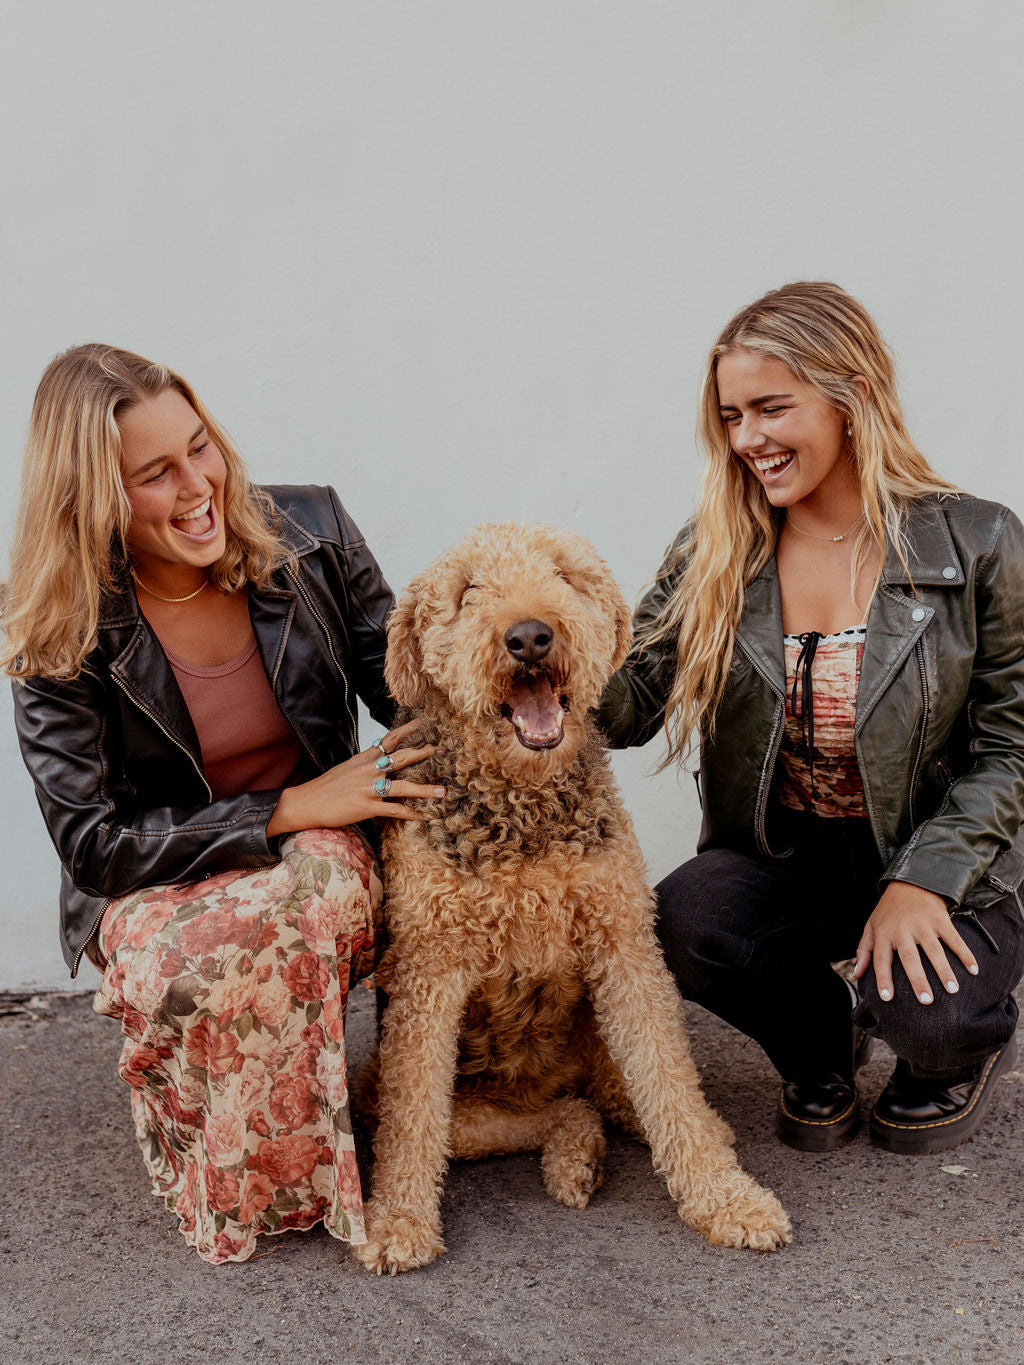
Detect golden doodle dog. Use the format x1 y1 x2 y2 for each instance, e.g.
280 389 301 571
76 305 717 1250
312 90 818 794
353 523 791 1274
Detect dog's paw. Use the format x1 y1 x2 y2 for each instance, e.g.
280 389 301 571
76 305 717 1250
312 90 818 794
541 1123 606 1210
351 1213 446 1275
692 1179 793 1252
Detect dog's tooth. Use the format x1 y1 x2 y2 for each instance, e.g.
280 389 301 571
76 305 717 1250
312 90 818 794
513 715 526 730
555 711 564 729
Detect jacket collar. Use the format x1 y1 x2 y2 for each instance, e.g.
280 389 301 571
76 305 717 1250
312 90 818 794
735 496 964 710
881 493 964 587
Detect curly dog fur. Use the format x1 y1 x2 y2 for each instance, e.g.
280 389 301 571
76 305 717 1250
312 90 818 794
353 522 792 1274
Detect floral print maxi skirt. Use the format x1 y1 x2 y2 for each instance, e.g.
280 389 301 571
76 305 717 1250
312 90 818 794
92 827 383 1265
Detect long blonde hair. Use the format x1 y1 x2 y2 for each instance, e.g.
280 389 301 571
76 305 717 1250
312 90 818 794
642 281 961 769
2 343 291 680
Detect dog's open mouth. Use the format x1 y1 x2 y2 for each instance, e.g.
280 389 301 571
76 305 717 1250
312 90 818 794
501 673 569 750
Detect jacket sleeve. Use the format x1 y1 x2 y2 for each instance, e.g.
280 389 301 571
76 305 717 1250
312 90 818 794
885 508 1024 905
597 530 688 749
13 668 285 901
325 488 396 729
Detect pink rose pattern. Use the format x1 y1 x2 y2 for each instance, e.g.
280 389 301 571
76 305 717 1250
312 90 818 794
93 827 382 1265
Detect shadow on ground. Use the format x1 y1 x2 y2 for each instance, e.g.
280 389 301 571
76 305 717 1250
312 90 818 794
2 985 1023 1365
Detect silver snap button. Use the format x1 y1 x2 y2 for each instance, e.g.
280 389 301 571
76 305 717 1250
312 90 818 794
943 566 957 579
912 608 926 622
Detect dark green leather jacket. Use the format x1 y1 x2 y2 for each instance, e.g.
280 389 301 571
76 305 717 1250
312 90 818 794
599 494 1024 910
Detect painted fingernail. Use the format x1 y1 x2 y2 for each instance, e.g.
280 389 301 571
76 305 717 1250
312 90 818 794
945 980 958 993
919 991 933 1004
879 988 892 1002
969 964 979 975
434 787 446 797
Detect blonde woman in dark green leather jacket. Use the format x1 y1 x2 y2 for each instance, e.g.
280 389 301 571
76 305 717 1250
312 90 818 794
600 282 1024 1155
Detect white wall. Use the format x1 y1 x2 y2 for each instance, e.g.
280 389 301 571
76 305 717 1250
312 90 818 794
2 0 1022 990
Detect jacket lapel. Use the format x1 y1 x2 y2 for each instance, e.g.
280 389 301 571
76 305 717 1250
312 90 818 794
108 612 203 761
736 559 787 698
856 497 964 732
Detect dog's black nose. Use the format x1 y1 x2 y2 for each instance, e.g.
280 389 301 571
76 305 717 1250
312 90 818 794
505 620 554 664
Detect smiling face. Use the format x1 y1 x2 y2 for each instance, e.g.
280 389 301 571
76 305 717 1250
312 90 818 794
716 348 859 516
118 387 228 585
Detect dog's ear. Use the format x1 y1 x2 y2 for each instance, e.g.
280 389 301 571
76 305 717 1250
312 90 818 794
552 532 634 673
385 589 428 707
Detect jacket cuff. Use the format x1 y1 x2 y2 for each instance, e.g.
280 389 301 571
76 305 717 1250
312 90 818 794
250 790 287 861
881 848 982 909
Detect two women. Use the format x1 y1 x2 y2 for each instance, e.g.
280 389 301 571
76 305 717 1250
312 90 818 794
601 282 1024 1153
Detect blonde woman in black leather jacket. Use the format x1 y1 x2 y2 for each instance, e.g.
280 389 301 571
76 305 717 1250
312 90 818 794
601 283 1024 1156
4 345 442 1263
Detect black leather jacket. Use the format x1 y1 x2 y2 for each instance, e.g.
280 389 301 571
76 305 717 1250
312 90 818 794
13 485 395 975
600 493 1024 911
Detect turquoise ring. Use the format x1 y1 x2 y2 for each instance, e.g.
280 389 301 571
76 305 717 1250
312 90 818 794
373 776 392 798
372 736 389 754
375 753 393 771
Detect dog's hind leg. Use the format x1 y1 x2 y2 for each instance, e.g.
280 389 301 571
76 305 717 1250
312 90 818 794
449 1094 605 1209
587 928 793 1252
583 1033 645 1141
586 1029 735 1150
352 963 472 1276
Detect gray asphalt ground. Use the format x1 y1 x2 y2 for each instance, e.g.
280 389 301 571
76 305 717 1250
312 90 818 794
3 984 1023 1365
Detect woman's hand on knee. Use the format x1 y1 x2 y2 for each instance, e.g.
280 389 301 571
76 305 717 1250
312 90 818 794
267 719 445 836
853 881 978 1006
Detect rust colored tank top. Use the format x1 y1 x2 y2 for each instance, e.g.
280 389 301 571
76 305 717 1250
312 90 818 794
164 635 301 799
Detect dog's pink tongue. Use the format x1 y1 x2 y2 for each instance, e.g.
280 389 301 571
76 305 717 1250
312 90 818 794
509 675 561 735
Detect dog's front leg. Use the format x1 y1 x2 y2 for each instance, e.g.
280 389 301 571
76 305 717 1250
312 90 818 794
586 932 793 1252
352 961 472 1275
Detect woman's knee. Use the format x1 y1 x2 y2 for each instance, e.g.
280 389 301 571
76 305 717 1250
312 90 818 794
654 849 774 992
861 973 1019 1074
859 893 1024 1072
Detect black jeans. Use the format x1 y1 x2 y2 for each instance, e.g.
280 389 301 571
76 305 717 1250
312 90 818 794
655 813 1024 1082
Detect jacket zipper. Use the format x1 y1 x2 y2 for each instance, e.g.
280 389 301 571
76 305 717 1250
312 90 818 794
71 899 111 979
951 907 1000 954
737 645 786 856
986 873 1024 921
906 640 930 830
286 568 358 734
112 674 213 802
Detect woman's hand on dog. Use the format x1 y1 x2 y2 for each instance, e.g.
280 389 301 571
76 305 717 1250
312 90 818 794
267 719 444 835
853 880 978 1006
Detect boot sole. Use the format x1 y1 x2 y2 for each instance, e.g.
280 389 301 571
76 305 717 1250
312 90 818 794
870 1039 1018 1155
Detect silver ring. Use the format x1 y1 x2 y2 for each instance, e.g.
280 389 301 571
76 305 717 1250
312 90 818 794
373 775 392 798
372 735 389 755
375 753 393 771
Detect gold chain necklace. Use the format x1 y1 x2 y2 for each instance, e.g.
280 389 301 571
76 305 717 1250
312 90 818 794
131 568 208 603
786 513 863 544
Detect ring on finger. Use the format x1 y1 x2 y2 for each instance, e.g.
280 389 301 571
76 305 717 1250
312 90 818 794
373 775 392 798
375 753 394 771
372 735 389 755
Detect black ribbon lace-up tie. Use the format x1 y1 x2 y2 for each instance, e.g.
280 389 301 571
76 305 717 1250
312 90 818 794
791 630 822 793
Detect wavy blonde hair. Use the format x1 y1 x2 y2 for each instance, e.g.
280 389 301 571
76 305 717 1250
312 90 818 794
642 281 961 769
2 343 292 680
